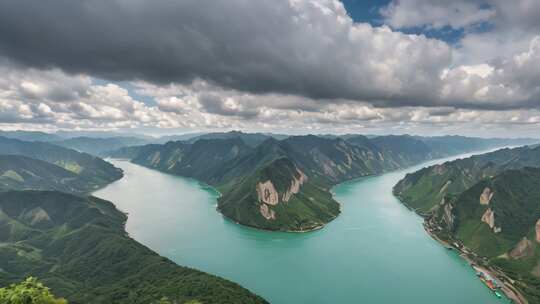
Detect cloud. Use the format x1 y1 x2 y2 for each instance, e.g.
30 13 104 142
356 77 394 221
0 0 451 106
0 0 539 137
381 0 495 30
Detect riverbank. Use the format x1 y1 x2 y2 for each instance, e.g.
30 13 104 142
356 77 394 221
422 220 528 304
96 158 508 304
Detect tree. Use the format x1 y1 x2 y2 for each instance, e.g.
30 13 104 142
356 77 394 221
0 277 67 304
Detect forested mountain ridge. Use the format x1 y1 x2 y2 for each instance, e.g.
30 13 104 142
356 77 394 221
0 190 269 304
394 146 540 303
110 133 535 231
0 155 100 193
394 145 540 214
0 136 123 192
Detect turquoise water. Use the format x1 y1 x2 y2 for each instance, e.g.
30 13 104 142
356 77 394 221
94 153 508 304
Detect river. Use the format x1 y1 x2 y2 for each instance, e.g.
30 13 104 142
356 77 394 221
94 152 509 304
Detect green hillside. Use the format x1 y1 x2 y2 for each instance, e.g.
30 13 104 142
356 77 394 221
394 146 540 303
0 155 116 194
0 190 268 304
110 134 535 232
428 168 540 302
0 136 123 191
394 145 540 214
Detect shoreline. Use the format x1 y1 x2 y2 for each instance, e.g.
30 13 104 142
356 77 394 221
422 221 528 304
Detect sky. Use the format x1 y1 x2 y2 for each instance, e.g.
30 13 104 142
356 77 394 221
0 0 539 137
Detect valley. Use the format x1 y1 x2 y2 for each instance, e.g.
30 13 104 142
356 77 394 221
94 152 510 304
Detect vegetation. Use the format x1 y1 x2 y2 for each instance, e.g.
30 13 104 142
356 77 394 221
0 136 123 192
394 145 540 214
0 155 111 194
394 146 540 303
0 191 268 304
0 277 67 304
110 133 535 231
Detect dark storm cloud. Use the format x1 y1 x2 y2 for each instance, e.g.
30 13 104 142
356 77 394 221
0 0 451 106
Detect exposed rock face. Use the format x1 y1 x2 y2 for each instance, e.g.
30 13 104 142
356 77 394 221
442 202 454 230
479 187 494 205
282 169 307 202
259 203 275 220
509 238 534 259
22 207 51 226
439 180 451 194
536 219 540 243
150 151 161 165
481 208 501 233
256 181 279 206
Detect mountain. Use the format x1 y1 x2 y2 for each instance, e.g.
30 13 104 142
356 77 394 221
110 133 537 232
117 134 505 231
0 155 107 193
394 145 540 214
394 146 540 303
219 156 339 231
0 190 268 304
151 132 207 144
0 130 63 142
0 136 123 192
429 168 540 302
126 135 417 231
52 136 150 156
184 131 286 147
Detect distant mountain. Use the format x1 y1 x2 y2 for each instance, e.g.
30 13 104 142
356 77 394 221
0 130 63 142
54 130 154 140
184 131 287 147
0 190 268 304
394 146 540 302
415 135 536 156
0 136 123 192
151 132 206 144
52 136 150 156
109 133 534 232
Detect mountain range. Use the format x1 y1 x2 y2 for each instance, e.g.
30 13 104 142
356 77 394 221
110 132 536 232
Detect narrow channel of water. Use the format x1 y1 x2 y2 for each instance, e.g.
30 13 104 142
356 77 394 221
94 152 509 303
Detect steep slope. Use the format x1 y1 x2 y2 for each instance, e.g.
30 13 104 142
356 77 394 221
111 134 536 232
0 136 123 191
368 135 433 166
0 155 103 193
280 135 401 183
394 145 540 214
122 135 409 231
185 131 274 147
0 190 268 304
132 137 254 185
219 157 339 231
427 168 540 302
